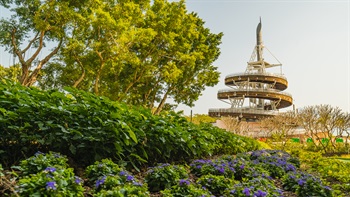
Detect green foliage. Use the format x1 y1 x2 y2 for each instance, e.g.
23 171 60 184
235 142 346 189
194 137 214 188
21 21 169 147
16 151 69 176
17 166 84 196
85 159 123 185
189 158 236 178
199 123 260 155
161 179 212 197
145 163 188 192
197 174 237 196
0 81 259 169
94 183 150 197
0 65 21 82
297 150 350 183
282 171 333 197
93 174 145 193
185 114 217 125
0 0 81 86
227 178 282 197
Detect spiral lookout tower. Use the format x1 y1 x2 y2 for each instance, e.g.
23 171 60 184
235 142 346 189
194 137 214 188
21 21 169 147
209 19 293 121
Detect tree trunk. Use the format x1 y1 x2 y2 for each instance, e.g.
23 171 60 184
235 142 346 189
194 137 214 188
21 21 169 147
73 58 85 88
154 87 171 115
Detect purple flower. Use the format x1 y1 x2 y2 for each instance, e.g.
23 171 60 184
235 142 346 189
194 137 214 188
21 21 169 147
74 176 82 184
254 190 267 197
218 167 225 174
240 164 245 170
243 188 250 196
126 175 134 181
95 176 107 188
44 167 56 173
119 171 126 176
46 181 57 190
196 165 202 169
230 189 236 194
297 179 306 186
179 179 190 186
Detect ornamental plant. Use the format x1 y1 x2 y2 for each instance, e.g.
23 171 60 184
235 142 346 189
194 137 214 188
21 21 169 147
161 179 213 197
227 178 282 197
238 150 299 178
93 175 147 194
229 157 271 181
94 183 150 197
282 171 333 197
16 166 84 196
145 163 188 192
197 174 237 196
85 159 123 185
189 159 235 178
15 151 69 176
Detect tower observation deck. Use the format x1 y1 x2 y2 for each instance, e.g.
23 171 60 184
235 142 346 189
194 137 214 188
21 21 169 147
209 19 293 121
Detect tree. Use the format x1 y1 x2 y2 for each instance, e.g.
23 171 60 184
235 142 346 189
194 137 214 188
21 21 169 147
260 111 298 149
298 104 349 153
36 0 222 114
0 0 80 86
0 64 21 82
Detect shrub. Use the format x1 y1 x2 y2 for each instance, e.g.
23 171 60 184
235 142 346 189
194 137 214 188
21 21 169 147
238 150 299 178
161 179 213 197
189 158 235 178
145 163 188 192
282 171 333 197
0 81 260 169
16 151 69 176
227 178 282 197
94 183 150 197
16 166 84 196
197 174 237 196
85 159 123 185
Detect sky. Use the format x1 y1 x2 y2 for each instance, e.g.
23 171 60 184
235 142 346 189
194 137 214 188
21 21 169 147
176 0 350 115
1 0 349 115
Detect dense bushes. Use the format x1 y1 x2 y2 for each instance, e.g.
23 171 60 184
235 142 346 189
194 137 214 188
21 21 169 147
0 81 259 169
4 150 335 196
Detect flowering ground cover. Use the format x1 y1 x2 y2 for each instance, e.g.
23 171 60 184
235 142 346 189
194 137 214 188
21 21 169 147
0 150 338 196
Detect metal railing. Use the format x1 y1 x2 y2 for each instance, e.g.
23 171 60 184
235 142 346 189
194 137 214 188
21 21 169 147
218 88 292 97
208 108 279 116
225 72 287 80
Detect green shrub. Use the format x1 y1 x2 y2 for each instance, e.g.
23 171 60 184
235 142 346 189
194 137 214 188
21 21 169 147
227 178 282 197
145 163 188 192
0 81 260 169
189 158 235 178
16 151 69 176
85 159 123 185
161 179 213 197
16 166 84 196
197 174 237 196
94 183 150 197
282 171 333 197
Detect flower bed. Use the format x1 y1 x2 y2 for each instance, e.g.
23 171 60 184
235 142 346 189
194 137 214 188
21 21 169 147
1 150 335 196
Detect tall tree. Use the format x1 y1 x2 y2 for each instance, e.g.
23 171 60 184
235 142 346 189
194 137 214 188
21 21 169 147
37 0 222 113
0 0 80 86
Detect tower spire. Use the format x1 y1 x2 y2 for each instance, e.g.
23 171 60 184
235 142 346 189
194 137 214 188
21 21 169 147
256 17 263 61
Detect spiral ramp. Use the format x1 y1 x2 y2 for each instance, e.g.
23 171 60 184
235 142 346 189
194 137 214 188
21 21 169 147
209 19 293 121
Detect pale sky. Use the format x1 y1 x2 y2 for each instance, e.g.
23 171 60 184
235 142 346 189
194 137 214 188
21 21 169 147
177 0 350 115
1 1 349 115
